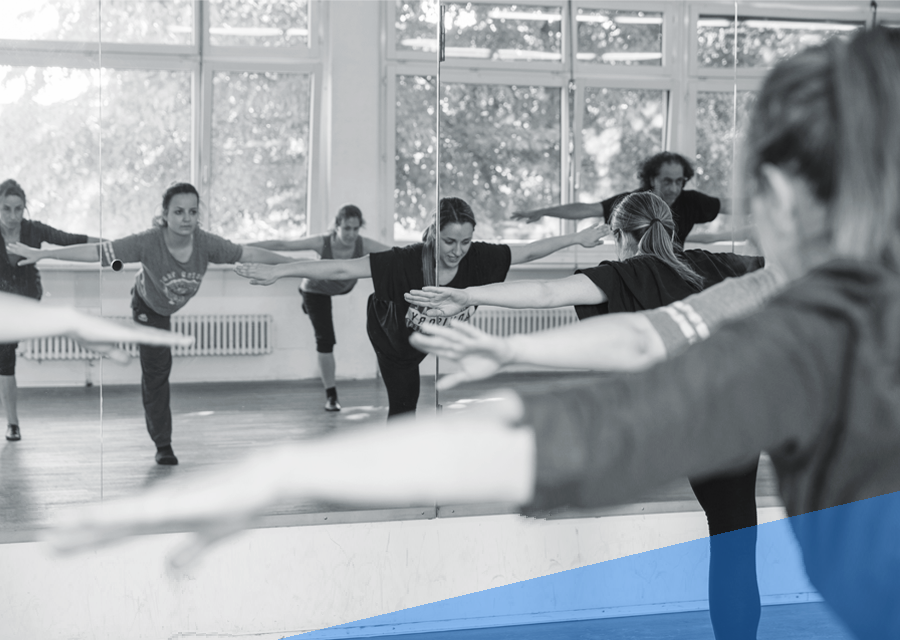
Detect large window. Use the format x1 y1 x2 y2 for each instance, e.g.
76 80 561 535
388 1 872 242
0 0 317 240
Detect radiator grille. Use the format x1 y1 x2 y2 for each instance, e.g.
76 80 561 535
17 314 274 361
471 306 578 336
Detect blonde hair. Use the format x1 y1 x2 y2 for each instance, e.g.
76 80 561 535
610 192 704 289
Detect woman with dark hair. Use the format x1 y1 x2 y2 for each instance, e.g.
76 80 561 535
249 205 391 411
0 179 100 442
236 196 606 418
408 191 765 640
513 151 733 247
7 182 292 465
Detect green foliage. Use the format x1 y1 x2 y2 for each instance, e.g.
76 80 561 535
576 9 662 65
443 3 561 58
579 87 664 201
0 66 191 238
694 90 756 199
209 71 310 242
395 0 439 49
698 17 860 68
439 83 560 240
394 75 437 241
0 0 193 44
209 0 309 47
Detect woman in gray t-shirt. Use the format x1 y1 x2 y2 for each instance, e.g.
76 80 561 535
8 182 292 466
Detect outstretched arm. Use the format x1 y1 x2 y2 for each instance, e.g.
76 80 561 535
511 203 605 224
404 273 606 317
49 392 533 566
234 255 372 286
0 292 193 363
508 224 609 265
409 313 664 389
239 246 302 265
409 268 785 389
5 242 101 265
246 235 325 253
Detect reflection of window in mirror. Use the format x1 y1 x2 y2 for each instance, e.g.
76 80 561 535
0 0 324 535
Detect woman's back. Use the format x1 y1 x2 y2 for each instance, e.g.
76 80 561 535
574 250 763 318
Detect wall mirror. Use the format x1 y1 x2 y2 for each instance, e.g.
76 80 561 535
0 0 888 542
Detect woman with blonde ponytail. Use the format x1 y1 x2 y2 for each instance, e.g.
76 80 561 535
237 196 607 417
406 191 766 639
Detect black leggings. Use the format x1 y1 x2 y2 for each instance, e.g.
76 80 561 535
375 353 421 418
0 342 17 376
690 459 761 640
300 290 336 354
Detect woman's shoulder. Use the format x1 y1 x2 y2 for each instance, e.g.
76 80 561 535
114 227 161 243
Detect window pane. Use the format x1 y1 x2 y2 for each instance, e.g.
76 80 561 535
440 3 563 62
440 83 561 240
579 88 665 203
99 69 193 238
0 66 190 237
697 15 860 68
694 90 756 199
209 0 309 48
394 74 437 242
210 71 311 241
0 66 100 236
576 9 663 66
395 0 440 54
0 0 193 45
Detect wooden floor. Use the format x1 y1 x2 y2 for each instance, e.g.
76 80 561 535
0 372 782 540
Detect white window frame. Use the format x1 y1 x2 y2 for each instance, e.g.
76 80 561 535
0 0 323 240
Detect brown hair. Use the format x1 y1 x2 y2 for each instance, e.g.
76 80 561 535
421 197 477 286
744 26 900 270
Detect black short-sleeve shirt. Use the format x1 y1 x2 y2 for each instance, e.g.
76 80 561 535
599 190 721 247
574 249 763 319
367 241 512 366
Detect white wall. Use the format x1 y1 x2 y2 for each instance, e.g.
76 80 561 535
0 507 816 640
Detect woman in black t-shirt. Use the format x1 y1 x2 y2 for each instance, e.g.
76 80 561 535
235 197 607 418
406 191 765 640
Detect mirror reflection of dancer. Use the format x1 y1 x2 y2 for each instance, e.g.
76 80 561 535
237 197 607 418
7 182 293 465
0 291 193 360
249 205 390 411
406 192 765 640
513 152 749 247
0 179 101 442
45 27 900 639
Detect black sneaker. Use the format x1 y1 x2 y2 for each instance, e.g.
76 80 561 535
324 397 341 412
155 445 179 465
5 424 20 441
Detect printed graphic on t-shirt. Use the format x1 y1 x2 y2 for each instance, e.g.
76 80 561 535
406 304 475 331
160 270 203 306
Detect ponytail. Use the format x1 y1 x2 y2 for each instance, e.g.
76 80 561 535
611 192 704 289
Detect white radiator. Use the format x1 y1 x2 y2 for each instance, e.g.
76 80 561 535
471 306 578 336
17 314 274 361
